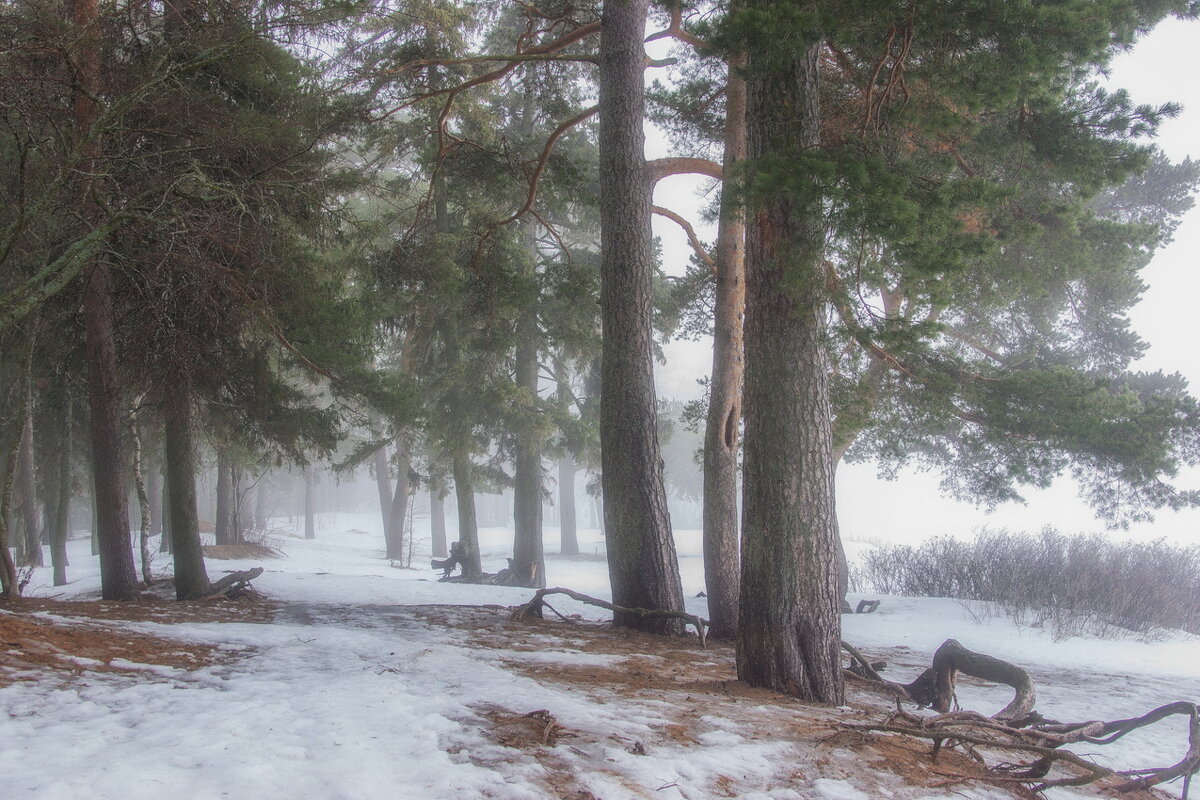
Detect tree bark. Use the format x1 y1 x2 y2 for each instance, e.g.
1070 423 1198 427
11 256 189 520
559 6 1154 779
702 57 747 640
162 392 210 600
451 449 482 579
16 414 43 567
215 449 233 546
430 484 448 559
51 392 72 586
512 315 546 588
386 443 409 561
736 19 843 703
598 0 684 634
147 460 162 538
370 415 394 555
160 457 172 554
129 414 153 585
76 0 138 600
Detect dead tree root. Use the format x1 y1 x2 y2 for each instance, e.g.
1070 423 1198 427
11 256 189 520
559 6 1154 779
511 587 708 648
842 638 1200 796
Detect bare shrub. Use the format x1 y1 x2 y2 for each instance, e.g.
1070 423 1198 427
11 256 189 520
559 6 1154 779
858 527 1200 640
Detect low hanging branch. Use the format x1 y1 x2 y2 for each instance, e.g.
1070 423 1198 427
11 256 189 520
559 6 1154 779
843 638 1200 796
512 587 708 648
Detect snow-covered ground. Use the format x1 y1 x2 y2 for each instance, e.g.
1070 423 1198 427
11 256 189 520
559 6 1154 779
3 512 1197 799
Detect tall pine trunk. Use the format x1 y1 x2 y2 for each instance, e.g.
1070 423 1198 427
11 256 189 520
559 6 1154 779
160 462 172 554
163 392 210 600
147 462 162 538
701 59 747 639
215 449 233 546
429 485 448 559
598 0 684 632
16 414 43 567
370 414 394 555
451 449 482 579
76 0 138 600
737 23 843 704
386 444 409 561
512 319 546 587
51 390 72 586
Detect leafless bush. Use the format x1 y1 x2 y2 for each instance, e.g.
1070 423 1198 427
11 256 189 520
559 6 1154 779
858 528 1200 640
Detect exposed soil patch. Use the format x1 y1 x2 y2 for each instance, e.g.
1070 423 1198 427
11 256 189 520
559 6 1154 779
0 594 272 688
203 543 283 560
437 608 1172 800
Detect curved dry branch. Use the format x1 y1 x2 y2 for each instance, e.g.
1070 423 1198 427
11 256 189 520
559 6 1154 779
646 156 723 184
652 206 715 273
512 587 708 648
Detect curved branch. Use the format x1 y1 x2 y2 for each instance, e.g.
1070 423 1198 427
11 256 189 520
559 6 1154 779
646 156 723 184
470 105 599 267
652 206 715 274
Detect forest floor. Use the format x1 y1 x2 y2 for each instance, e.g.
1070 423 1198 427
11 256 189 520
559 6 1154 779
3 515 1198 800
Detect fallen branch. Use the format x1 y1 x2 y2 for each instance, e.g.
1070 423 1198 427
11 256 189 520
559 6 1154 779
511 587 708 648
205 567 264 598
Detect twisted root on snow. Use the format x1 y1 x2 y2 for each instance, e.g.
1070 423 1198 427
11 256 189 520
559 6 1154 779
843 638 1200 796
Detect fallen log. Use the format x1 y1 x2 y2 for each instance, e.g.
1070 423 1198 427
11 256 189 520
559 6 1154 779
512 587 708 648
206 567 264 598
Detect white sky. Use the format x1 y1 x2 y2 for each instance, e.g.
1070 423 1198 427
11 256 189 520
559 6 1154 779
648 17 1200 546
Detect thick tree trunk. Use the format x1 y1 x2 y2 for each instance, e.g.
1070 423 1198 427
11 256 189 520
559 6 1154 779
736 25 844 704
598 0 684 634
430 485 448 559
76 0 138 600
451 450 482 579
558 455 578 556
303 466 315 539
701 60 747 640
0 420 23 597
512 317 546 587
163 393 210 600
386 444 409 561
215 449 233 546
16 415 43 567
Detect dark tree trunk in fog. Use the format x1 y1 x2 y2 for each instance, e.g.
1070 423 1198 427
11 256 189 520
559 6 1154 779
451 450 482 578
558 455 578 556
372 431 393 553
303 466 316 539
597 0 684 633
512 322 546 587
702 59 747 640
736 22 843 704
16 415 43 567
147 463 162 538
76 0 138 601
386 444 409 561
215 450 233 546
163 393 210 600
430 485 448 558
51 393 72 585
160 462 173 554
